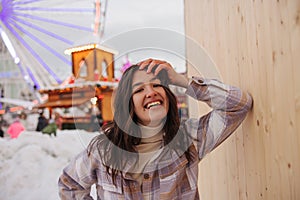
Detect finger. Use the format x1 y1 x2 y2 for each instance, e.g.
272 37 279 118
147 59 167 73
146 60 158 73
138 58 152 69
153 64 164 76
137 59 151 66
153 63 170 75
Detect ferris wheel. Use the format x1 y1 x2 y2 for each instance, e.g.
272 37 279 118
0 0 107 91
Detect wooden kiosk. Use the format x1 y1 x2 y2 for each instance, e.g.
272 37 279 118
36 44 117 130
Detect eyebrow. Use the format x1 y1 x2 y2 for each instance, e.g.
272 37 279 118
132 77 159 89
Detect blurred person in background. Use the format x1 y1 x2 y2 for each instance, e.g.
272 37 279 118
36 111 48 132
54 112 63 130
7 116 25 139
0 125 4 138
42 118 57 136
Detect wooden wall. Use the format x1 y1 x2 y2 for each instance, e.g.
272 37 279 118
184 0 300 199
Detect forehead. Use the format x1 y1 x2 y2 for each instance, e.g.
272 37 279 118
132 70 160 86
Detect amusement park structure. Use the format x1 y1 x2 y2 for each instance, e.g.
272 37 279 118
0 0 104 89
35 43 118 130
0 0 109 118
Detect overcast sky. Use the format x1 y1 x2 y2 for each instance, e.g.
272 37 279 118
99 0 186 75
104 0 185 35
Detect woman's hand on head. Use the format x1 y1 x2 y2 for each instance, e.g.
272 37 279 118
137 58 188 88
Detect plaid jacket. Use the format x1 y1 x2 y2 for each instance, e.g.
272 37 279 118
58 77 253 200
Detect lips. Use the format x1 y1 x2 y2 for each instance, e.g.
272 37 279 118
145 100 162 109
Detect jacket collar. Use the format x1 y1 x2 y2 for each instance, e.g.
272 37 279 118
122 144 198 180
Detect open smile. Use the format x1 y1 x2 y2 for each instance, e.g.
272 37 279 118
144 100 163 109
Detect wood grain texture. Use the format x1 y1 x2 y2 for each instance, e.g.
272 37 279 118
184 0 300 199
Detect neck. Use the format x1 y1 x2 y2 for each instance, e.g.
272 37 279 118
138 122 164 138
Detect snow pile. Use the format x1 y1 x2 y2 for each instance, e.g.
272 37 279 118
0 130 99 200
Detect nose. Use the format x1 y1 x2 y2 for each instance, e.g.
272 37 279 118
145 85 157 98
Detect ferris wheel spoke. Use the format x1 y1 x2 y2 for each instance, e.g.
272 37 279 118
7 18 71 65
25 65 40 89
16 62 40 90
12 0 46 6
10 15 73 45
14 6 94 13
14 12 92 31
2 21 62 84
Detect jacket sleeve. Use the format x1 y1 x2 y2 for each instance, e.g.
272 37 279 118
185 77 253 160
58 150 98 200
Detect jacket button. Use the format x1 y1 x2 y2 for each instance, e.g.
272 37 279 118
144 174 150 179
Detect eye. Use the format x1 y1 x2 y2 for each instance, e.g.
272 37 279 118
153 84 163 88
133 87 144 94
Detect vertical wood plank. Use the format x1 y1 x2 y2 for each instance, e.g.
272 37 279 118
184 0 300 199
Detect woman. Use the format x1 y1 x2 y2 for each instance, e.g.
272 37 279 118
58 59 252 199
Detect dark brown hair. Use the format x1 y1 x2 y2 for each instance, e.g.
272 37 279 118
88 64 192 183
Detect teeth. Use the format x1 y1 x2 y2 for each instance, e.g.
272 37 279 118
146 101 161 109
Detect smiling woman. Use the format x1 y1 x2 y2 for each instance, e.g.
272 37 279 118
131 69 169 126
58 58 253 199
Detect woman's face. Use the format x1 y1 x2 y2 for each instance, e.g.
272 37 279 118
131 70 169 126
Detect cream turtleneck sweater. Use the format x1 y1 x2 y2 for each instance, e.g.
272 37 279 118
130 123 164 185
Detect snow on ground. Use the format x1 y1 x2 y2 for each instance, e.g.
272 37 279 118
0 130 99 200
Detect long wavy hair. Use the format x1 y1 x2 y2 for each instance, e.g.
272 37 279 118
88 64 193 183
